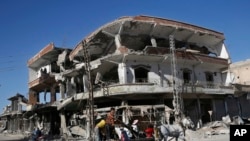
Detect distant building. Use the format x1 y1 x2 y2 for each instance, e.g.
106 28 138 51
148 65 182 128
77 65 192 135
0 93 27 133
230 59 250 118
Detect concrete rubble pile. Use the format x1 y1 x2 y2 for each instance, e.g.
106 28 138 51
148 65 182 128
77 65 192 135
185 115 249 140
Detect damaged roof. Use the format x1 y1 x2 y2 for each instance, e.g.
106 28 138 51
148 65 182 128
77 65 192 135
8 93 27 102
27 43 68 69
69 15 225 61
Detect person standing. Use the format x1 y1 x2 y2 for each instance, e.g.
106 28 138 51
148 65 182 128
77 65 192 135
105 107 116 140
94 114 105 141
131 119 139 133
145 124 154 138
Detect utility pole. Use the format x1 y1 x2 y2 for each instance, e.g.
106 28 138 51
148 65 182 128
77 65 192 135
82 41 94 141
169 35 183 123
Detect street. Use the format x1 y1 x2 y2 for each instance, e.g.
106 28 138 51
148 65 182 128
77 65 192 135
0 133 230 141
0 134 27 141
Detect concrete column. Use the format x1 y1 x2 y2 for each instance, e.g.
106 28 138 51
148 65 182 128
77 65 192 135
71 77 75 86
60 112 67 136
59 82 65 99
118 63 127 84
151 37 157 47
121 101 129 124
196 96 203 128
18 97 22 112
83 74 89 92
11 119 13 131
158 64 163 87
115 35 121 48
13 118 16 132
50 85 56 103
70 77 76 96
66 79 71 97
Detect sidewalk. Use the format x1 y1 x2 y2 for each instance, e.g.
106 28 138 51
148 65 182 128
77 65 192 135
0 133 26 141
0 133 63 141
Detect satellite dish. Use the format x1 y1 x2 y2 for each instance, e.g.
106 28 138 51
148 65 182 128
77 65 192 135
95 72 102 84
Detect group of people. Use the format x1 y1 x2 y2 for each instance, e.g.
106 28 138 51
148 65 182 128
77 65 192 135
94 107 116 141
94 107 155 141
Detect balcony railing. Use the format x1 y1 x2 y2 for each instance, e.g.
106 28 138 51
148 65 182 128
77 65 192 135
135 78 148 83
100 78 232 89
183 80 219 88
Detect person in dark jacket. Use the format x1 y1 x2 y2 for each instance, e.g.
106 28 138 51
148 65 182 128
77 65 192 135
32 127 42 141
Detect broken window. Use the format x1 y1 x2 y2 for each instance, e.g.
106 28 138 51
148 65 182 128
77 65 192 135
133 65 150 83
74 76 84 93
102 66 119 84
205 72 214 88
51 61 60 73
156 38 169 47
182 69 192 84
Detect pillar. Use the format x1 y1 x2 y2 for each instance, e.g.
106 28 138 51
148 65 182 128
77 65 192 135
83 74 89 92
50 85 56 103
59 82 65 99
118 63 127 84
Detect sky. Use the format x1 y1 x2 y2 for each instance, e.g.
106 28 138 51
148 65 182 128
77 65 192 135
0 0 250 111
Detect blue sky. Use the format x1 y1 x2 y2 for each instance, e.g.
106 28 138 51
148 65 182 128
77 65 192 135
0 0 249 111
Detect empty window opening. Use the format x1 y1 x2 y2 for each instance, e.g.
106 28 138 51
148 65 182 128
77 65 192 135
183 69 191 84
102 66 119 84
205 72 214 88
51 61 60 73
74 76 84 93
134 67 149 83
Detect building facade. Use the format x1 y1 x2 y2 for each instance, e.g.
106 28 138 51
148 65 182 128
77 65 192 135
1 15 249 140
0 93 27 133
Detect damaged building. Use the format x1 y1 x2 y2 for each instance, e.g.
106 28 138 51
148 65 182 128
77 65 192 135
0 93 27 133
1 15 250 140
25 43 72 136
55 15 237 139
229 60 250 118
24 15 246 139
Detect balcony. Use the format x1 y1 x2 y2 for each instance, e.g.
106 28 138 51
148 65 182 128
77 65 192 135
93 78 234 96
28 74 56 91
58 78 235 110
182 80 234 94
